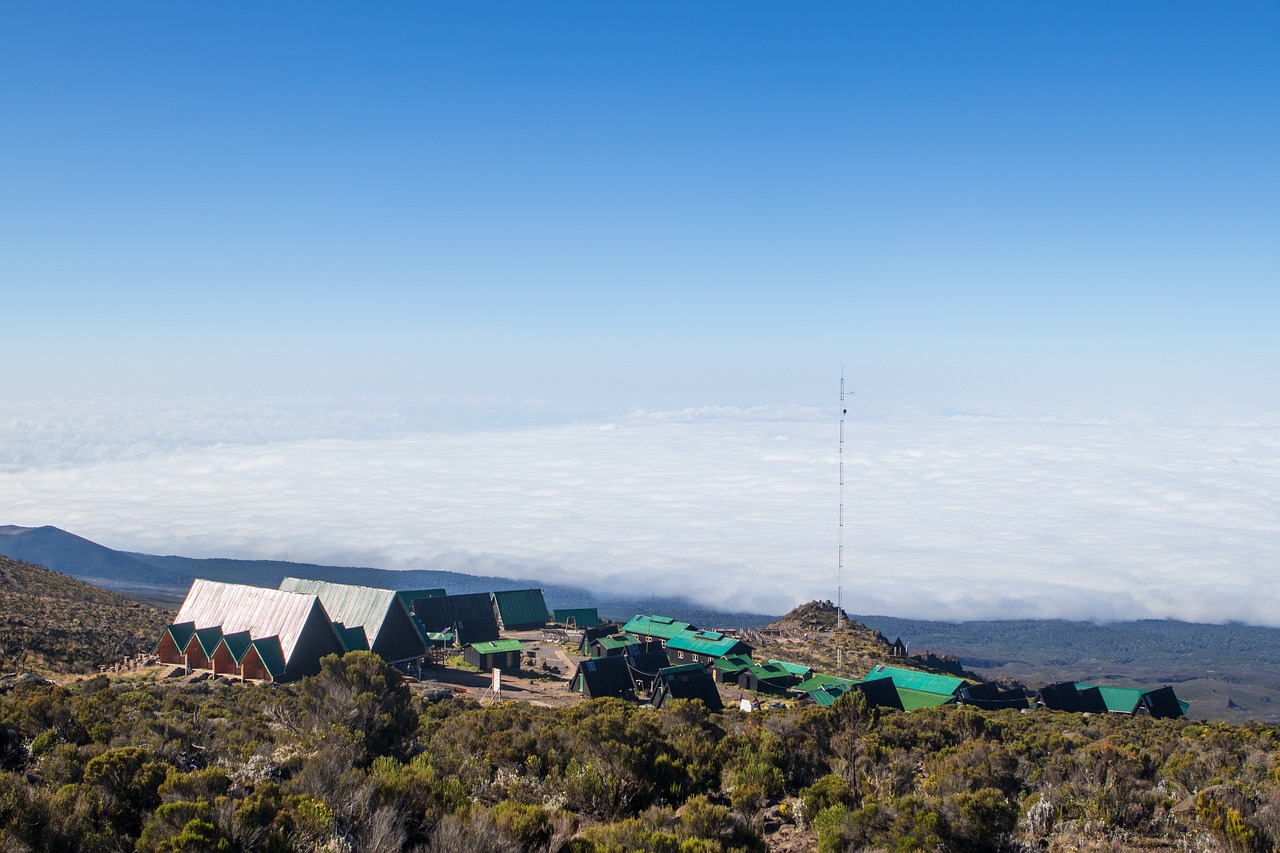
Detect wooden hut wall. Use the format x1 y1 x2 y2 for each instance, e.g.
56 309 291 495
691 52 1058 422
241 646 272 682
155 632 185 666
182 636 211 670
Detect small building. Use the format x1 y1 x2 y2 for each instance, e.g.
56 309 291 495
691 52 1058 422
492 589 551 631
580 622 622 654
712 653 755 684
280 578 427 663
569 655 635 699
590 632 642 658
154 621 197 666
1037 681 1087 712
861 664 964 699
622 614 694 648
414 593 501 646
552 608 599 629
768 659 813 680
650 663 723 711
464 638 525 672
888 637 907 658
664 630 753 666
738 661 800 695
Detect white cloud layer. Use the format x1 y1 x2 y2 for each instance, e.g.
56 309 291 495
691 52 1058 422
2 399 1278 624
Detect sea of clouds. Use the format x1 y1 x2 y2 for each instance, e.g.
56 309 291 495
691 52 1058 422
2 398 1277 625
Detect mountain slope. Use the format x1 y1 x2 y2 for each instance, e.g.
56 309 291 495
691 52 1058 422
0 525 188 590
0 556 174 673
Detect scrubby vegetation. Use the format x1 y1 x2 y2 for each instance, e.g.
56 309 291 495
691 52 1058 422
2 650 1279 852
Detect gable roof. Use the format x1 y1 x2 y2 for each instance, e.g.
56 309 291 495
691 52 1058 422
712 654 755 677
217 630 255 664
593 633 641 653
768 659 812 677
188 626 224 657
622 615 693 641
862 664 964 696
552 608 600 628
572 656 635 699
332 622 371 653
176 579 336 663
468 638 525 655
653 663 723 711
794 673 858 694
492 589 550 629
279 578 423 651
414 593 500 645
665 629 751 658
154 621 197 656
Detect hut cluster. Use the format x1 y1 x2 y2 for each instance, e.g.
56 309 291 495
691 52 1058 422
153 578 565 683
569 614 1188 719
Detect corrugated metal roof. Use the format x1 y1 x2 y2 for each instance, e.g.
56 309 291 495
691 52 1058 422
469 638 525 655
665 629 749 657
175 578 332 661
794 674 857 693
1076 683 1144 714
551 608 599 628
397 589 445 610
622 615 692 641
492 589 550 628
712 654 755 674
862 664 964 696
280 578 404 648
595 633 640 651
768 659 812 677
895 686 956 711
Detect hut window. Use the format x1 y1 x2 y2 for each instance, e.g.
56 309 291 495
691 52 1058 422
692 654 700 662
678 651 685 660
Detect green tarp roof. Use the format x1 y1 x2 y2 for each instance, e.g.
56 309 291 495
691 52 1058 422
862 664 964 696
623 615 692 641
469 638 525 655
1076 683 1145 714
492 589 550 628
895 686 957 711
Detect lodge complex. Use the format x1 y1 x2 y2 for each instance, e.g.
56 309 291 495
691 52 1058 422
153 579 1188 718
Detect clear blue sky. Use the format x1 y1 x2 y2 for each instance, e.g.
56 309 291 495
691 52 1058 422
3 3 1276 414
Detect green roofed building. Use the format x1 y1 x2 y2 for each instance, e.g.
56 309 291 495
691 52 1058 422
552 608 599 628
622 615 694 645
712 653 755 683
590 632 641 658
768 660 812 678
665 629 753 664
464 638 525 671
738 661 800 695
895 686 958 711
794 673 858 695
492 589 550 630
862 664 965 697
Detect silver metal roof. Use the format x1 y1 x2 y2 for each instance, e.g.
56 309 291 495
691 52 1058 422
175 578 329 661
278 577 400 648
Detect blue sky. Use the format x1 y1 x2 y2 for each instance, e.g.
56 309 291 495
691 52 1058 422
4 3 1276 413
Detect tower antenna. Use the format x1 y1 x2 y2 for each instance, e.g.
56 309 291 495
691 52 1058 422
837 371 850 632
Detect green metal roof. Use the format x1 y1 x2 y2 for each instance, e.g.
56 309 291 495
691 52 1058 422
794 673 857 693
895 686 957 711
665 629 750 657
809 685 848 706
1076 683 1146 714
712 654 755 675
218 630 254 664
862 664 964 696
594 633 640 651
251 636 287 678
333 623 371 653
154 622 196 656
492 589 550 628
469 638 525 655
551 608 599 628
658 663 708 677
397 589 446 609
190 626 224 656
743 662 794 682
622 615 692 641
768 659 812 677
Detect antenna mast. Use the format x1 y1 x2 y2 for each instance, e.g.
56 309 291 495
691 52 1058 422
837 371 849 632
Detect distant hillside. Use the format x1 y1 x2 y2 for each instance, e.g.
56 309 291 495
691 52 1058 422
857 614 1280 724
0 524 776 627
0 556 173 674
0 525 188 592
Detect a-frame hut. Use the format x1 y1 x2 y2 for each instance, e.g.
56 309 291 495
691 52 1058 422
492 589 551 631
650 663 724 711
414 593 501 646
165 579 346 683
279 578 427 664
569 655 636 700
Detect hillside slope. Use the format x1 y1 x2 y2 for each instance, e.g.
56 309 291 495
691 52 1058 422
0 556 173 674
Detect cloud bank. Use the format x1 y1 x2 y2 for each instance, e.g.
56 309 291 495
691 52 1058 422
2 399 1277 625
